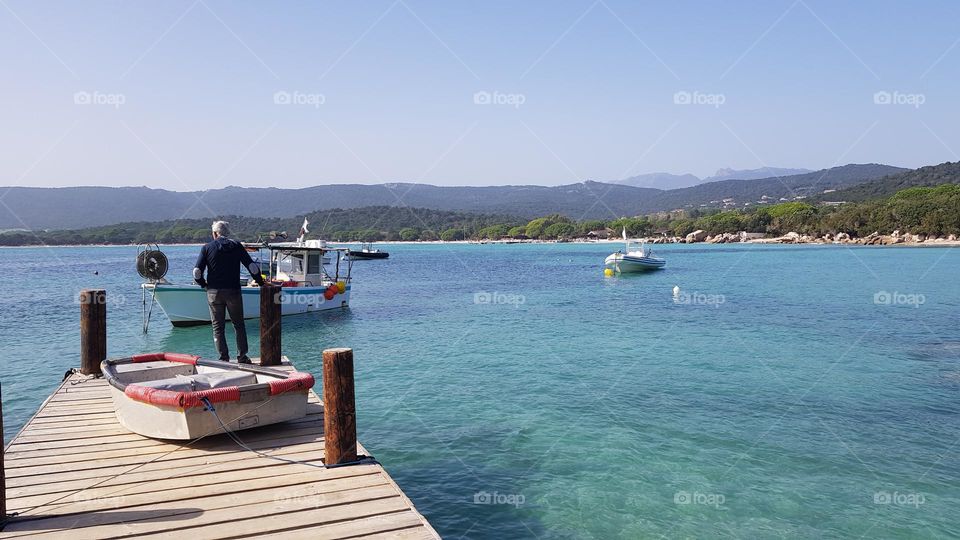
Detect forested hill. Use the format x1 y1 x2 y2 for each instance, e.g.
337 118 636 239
0 163 905 230
0 206 521 245
816 161 960 202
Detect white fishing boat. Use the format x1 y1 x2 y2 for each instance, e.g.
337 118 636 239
141 240 353 328
605 228 666 272
102 352 315 440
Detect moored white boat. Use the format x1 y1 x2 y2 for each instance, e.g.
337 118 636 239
605 228 666 272
102 352 315 440
604 251 666 271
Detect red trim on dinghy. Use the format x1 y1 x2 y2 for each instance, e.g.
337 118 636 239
107 352 316 409
130 352 201 364
124 372 315 409
125 385 242 409
267 371 315 395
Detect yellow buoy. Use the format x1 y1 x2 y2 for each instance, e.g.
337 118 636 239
336 281 347 294
604 268 615 277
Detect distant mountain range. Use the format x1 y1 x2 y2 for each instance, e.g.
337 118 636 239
615 167 812 189
0 163 909 230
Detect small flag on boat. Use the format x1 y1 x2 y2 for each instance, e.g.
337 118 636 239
622 227 627 240
298 218 309 242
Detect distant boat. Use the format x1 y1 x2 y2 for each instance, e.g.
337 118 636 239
605 228 666 272
348 243 389 260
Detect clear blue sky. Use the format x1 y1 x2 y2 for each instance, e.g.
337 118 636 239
1 0 958 189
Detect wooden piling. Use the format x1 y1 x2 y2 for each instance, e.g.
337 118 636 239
260 284 282 366
323 348 357 465
79 289 106 376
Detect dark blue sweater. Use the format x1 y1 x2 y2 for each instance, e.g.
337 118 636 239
194 238 261 289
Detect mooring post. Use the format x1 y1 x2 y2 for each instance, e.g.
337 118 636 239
323 348 357 465
1 383 6 521
79 289 106 376
260 284 282 366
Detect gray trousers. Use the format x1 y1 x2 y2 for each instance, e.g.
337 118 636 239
206 288 249 362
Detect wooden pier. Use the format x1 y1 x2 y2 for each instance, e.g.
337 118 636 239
0 289 439 539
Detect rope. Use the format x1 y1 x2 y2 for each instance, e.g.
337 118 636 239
200 397 378 469
62 369 100 385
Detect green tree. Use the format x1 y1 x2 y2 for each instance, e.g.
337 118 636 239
543 222 577 239
440 228 465 241
399 228 420 241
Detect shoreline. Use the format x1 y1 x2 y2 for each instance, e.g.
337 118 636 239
3 238 960 249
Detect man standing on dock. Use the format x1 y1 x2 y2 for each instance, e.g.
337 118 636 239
194 221 265 363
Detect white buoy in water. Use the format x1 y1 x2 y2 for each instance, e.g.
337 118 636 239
673 285 680 297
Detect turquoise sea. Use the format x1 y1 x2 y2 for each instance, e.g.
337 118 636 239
1 243 958 538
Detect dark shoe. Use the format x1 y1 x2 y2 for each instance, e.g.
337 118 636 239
238 357 252 364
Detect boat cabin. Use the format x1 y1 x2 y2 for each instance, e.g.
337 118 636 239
244 240 351 287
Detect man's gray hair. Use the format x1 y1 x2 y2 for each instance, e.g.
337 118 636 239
212 220 231 237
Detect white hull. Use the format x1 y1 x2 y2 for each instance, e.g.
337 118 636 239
604 253 666 272
145 284 350 327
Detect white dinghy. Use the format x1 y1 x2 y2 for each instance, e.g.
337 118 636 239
102 352 315 440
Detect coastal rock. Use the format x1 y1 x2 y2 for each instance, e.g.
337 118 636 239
879 235 902 245
686 230 707 243
777 231 801 243
950 234 957 241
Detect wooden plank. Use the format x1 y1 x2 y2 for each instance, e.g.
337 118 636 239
261 511 430 540
5 443 331 498
4 478 395 538
5 428 325 479
130 498 413 540
9 465 385 518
